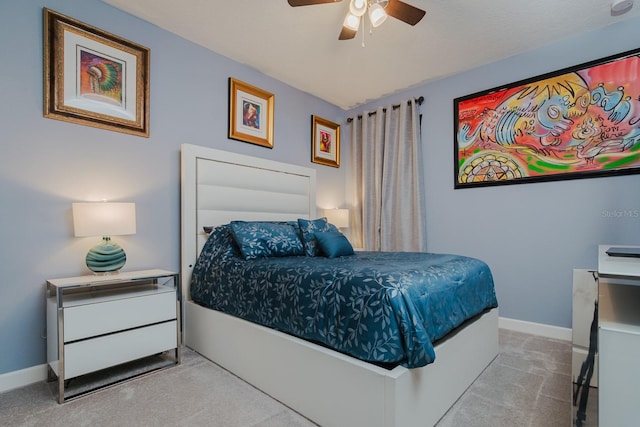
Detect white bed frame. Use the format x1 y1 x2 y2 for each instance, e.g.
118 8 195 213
180 144 498 427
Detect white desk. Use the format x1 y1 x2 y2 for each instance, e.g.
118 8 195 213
597 245 640 427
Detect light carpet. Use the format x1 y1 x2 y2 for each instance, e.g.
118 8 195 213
0 329 572 426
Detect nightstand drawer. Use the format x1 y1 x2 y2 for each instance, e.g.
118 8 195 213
65 320 177 379
64 291 176 342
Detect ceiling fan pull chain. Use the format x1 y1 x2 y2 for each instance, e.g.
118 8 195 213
361 16 365 47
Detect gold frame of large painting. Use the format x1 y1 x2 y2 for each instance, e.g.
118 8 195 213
43 8 150 137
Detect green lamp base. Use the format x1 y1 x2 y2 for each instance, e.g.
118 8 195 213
86 237 126 274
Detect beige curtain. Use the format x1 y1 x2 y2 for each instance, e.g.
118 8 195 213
348 98 426 252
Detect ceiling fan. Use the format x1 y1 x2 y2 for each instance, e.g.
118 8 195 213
288 0 426 41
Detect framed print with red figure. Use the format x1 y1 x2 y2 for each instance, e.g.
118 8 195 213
312 115 340 168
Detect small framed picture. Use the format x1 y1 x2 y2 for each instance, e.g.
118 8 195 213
43 8 150 137
228 78 274 148
311 115 340 168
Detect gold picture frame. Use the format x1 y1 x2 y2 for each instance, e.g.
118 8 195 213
228 78 275 148
43 8 150 137
312 115 340 168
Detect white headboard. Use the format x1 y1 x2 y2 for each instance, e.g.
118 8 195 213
180 144 317 300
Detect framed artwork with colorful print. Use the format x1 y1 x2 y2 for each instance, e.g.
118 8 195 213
43 8 150 137
229 78 275 148
312 115 340 168
454 47 640 188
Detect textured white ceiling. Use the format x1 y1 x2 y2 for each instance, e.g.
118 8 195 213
101 0 640 110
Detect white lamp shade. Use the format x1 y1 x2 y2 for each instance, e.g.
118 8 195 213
343 12 360 31
369 3 388 27
349 0 367 17
324 208 349 228
72 202 136 237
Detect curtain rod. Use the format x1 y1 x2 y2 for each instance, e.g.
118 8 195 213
346 96 424 123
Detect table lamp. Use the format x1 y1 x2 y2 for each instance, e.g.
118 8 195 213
324 208 349 229
72 202 136 274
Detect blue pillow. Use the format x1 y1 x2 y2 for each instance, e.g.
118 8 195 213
229 221 304 260
297 217 339 256
314 231 355 259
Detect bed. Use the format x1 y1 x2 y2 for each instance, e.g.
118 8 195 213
180 143 499 427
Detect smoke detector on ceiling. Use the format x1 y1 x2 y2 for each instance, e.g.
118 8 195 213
611 0 634 16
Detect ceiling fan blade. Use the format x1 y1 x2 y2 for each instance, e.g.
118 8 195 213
288 0 342 6
385 0 426 26
338 26 357 40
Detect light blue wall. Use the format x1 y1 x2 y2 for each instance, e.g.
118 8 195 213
3 0 640 377
0 0 345 374
349 16 640 329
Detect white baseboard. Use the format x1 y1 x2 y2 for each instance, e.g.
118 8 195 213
499 316 572 342
0 363 48 394
0 317 571 393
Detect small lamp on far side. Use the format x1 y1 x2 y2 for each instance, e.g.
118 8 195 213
324 208 349 229
72 202 136 274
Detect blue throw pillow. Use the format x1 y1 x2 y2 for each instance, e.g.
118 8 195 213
297 217 339 256
229 221 304 260
314 231 355 259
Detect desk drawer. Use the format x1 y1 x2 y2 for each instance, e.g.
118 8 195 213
64 291 176 342
64 320 177 379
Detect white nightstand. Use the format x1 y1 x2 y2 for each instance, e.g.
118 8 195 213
46 269 181 403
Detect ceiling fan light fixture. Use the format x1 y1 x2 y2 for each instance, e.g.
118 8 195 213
368 3 388 27
343 12 360 31
349 0 367 17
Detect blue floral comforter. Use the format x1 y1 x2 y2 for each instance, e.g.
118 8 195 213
190 225 498 368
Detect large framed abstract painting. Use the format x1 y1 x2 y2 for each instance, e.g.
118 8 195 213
228 78 275 148
43 9 150 137
454 48 640 188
